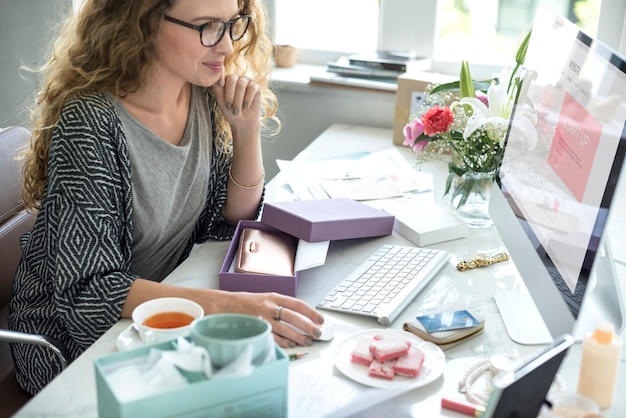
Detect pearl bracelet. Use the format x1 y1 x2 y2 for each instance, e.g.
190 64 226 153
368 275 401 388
228 167 265 189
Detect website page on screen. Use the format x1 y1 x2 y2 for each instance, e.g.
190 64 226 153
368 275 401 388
500 8 626 301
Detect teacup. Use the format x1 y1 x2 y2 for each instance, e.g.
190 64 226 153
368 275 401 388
190 314 272 368
132 297 204 345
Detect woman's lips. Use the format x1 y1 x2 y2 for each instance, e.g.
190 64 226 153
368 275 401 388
205 62 224 73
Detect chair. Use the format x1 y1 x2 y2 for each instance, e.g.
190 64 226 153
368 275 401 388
0 126 68 417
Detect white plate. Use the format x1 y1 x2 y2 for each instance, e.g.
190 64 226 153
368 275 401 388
334 328 446 389
116 324 144 351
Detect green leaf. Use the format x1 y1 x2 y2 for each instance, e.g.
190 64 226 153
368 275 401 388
448 163 467 178
430 80 493 96
515 31 532 65
450 130 464 139
508 31 531 96
444 173 453 196
429 81 461 95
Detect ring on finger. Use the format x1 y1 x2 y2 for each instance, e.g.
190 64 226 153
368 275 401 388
273 305 284 321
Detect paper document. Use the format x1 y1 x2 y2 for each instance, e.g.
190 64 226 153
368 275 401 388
288 369 410 418
319 177 403 200
276 148 432 201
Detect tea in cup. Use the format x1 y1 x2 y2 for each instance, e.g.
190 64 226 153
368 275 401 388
190 314 272 368
132 297 204 345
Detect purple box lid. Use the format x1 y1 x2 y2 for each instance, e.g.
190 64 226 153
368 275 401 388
261 198 394 242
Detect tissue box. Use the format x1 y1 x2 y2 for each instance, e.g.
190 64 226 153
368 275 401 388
219 199 394 296
95 340 288 418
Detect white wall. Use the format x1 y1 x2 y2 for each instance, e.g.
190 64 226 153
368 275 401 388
0 0 396 182
0 0 67 127
262 84 396 180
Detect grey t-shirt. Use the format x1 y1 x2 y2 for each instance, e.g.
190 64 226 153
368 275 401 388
113 86 212 281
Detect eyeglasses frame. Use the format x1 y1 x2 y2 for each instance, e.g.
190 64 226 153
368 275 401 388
163 14 251 47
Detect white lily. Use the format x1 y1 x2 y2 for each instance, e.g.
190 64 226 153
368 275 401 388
460 81 514 146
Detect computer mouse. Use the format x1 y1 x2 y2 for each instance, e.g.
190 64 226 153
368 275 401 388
315 321 334 342
285 320 334 342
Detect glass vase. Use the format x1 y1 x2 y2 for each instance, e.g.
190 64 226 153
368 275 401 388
446 171 495 228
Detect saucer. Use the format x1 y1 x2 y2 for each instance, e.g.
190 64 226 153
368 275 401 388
116 324 144 351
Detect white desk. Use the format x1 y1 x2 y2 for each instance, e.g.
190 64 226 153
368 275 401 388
13 124 626 417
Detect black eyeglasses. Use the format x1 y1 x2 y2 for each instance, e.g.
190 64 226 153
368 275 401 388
163 14 251 47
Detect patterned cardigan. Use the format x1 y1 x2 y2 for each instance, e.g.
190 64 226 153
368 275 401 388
8 91 258 394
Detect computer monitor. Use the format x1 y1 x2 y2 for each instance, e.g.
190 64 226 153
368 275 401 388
490 6 626 345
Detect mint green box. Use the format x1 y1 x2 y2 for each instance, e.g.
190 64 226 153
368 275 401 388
94 340 288 418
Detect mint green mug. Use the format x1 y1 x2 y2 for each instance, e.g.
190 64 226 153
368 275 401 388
190 314 272 368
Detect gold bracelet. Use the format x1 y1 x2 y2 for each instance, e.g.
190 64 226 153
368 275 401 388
456 252 510 271
228 167 265 189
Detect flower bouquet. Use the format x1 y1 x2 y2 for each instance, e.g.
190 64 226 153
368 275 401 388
402 33 531 227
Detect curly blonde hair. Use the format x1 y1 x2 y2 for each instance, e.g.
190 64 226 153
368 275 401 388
20 0 279 210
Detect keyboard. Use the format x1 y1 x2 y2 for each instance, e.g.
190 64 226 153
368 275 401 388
317 244 450 326
549 266 585 315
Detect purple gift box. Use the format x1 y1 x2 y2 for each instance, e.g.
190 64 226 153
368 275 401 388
219 198 394 296
261 198 395 242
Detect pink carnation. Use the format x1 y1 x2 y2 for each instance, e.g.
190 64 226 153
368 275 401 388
422 105 454 136
403 118 425 145
411 140 428 155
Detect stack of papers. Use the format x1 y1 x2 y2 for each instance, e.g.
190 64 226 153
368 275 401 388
275 148 432 201
274 148 469 246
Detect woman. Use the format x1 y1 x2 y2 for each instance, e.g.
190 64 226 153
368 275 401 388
9 0 323 395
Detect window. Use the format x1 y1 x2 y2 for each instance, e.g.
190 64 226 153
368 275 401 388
270 0 608 77
273 0 378 53
434 0 600 66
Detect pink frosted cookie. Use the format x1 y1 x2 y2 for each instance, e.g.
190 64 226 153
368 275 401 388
394 347 425 378
369 334 411 362
350 334 382 366
368 359 397 380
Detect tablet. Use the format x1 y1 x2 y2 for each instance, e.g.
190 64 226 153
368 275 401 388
482 334 575 418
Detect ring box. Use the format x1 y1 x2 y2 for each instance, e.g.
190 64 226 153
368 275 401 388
219 198 395 296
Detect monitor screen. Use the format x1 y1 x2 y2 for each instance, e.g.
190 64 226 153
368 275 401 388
490 6 626 344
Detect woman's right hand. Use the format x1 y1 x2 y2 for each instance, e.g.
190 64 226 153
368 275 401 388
212 73 262 141
124 280 323 348
214 290 325 348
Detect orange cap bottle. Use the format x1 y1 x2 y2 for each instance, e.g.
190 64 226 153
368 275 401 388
576 322 622 409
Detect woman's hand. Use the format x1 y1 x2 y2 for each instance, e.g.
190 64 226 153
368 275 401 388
212 73 262 140
125 281 324 348
218 291 326 348
212 72 265 223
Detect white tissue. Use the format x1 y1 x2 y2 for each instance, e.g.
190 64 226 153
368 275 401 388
161 337 213 378
213 345 254 378
105 337 277 402
108 350 188 402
